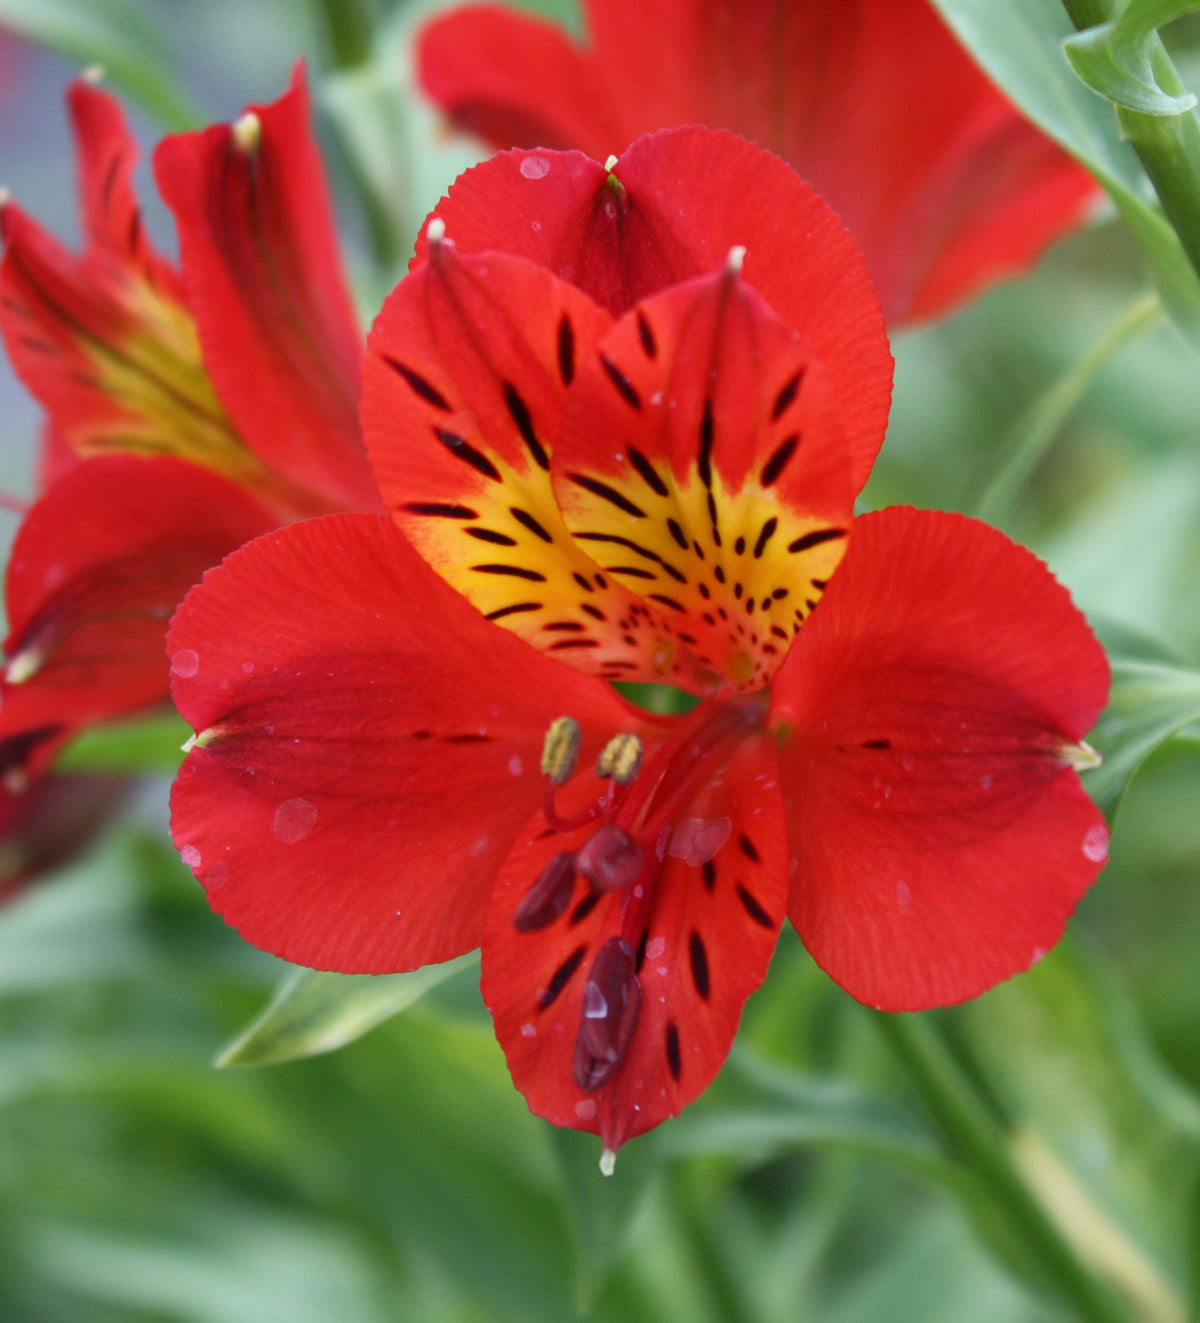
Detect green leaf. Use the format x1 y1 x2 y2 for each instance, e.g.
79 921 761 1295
55 709 192 775
0 0 198 128
1085 653 1200 818
928 0 1200 349
216 952 480 1067
1063 0 1200 117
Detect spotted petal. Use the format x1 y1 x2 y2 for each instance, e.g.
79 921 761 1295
770 507 1111 1011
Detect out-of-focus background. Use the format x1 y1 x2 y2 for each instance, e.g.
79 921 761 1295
1 2 1199 1320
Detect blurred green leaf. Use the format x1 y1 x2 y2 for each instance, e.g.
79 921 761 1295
1063 0 1200 116
1086 653 1200 817
929 0 1200 348
216 952 479 1066
56 709 191 775
0 0 198 127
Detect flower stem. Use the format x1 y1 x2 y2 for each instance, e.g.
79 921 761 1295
875 1012 1127 1323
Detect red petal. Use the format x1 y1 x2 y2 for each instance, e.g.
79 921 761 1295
769 507 1111 1010
168 512 637 973
417 126 891 492
484 718 787 1149
154 64 376 513
554 264 855 688
416 0 1097 324
1 455 274 741
363 241 694 686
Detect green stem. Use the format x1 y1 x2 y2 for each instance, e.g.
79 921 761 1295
1063 0 1200 286
311 0 378 70
875 1013 1127 1323
966 289 1163 523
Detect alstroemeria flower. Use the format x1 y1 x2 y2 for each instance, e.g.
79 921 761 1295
0 66 376 795
416 0 1098 324
169 129 1109 1158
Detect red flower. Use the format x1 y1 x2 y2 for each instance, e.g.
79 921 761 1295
0 66 376 799
169 130 1108 1160
416 0 1098 324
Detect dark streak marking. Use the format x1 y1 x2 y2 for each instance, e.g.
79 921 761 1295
689 932 711 1000
447 733 491 744
734 536 746 556
699 583 711 600
485 602 541 621
739 833 761 862
571 890 602 926
706 491 721 545
503 382 549 470
636 311 657 359
573 572 594 593
510 506 553 542
753 518 778 559
544 621 585 632
649 594 686 612
557 315 576 385
666 1023 682 1080
471 563 547 581
600 354 642 409
702 860 716 891
634 926 649 972
788 527 847 554
862 738 892 750
549 638 601 650
568 472 647 518
761 434 799 486
698 398 715 487
580 604 607 621
539 945 586 1009
667 518 688 550
628 446 669 496
737 885 774 928
608 565 656 580
771 369 805 422
436 428 501 481
466 527 518 546
385 356 451 411
403 501 478 519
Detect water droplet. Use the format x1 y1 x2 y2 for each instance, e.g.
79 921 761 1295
531 219 542 231
520 1022 537 1039
575 1098 597 1121
507 754 524 777
170 648 199 677
667 815 732 867
204 860 229 891
604 200 617 217
896 880 912 914
583 983 608 1019
646 937 666 961
1082 824 1109 863
273 797 317 844
181 844 201 869
1031 946 1047 965
520 154 551 179
979 773 993 790
241 660 255 674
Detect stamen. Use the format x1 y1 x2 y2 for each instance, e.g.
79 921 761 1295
425 216 448 247
513 851 577 931
726 244 747 273
575 824 644 893
596 733 643 784
573 936 642 1092
1062 739 1102 771
541 716 582 785
232 112 262 155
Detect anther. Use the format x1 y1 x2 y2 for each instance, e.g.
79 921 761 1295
575 824 644 893
425 216 448 246
596 732 643 784
232 111 262 154
573 936 642 1092
1062 739 1102 771
541 716 582 785
726 244 747 274
512 851 577 932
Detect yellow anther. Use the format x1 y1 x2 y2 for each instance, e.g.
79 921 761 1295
182 727 219 754
541 716 582 786
5 645 44 685
726 244 747 273
603 154 619 172
232 111 262 154
1062 739 1102 771
596 733 643 785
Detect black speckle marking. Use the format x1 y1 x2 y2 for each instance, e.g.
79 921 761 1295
734 536 746 556
698 398 715 487
385 357 451 410
649 594 686 612
570 891 601 926
771 369 805 422
753 517 778 559
634 926 649 972
402 501 478 519
503 381 549 470
666 1023 682 1081
471 563 547 581
862 738 892 750
600 354 642 409
447 733 490 744
666 518 688 550
628 446 669 497
739 833 760 863
636 311 657 360
485 602 541 621
568 473 647 518
557 315 575 385
737 885 773 928
689 931 711 1000
466 527 518 546
538 945 586 1009
573 572 594 593
580 603 607 621
761 435 799 487
509 506 553 543
788 528 847 554
701 859 716 891
436 428 501 481
544 621 585 632
549 638 601 651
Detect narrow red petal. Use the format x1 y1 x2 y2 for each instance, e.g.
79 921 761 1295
363 241 693 686
554 264 855 688
484 718 787 1150
770 507 1111 1010
169 513 637 973
417 126 891 492
154 64 376 512
1 455 274 741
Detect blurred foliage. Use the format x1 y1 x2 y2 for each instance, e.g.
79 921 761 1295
1 0 1199 1320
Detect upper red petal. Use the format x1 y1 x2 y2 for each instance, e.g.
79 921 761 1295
769 507 1110 1011
154 64 377 512
416 0 1097 324
168 512 637 973
418 126 891 492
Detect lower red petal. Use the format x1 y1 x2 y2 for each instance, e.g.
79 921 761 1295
168 513 636 973
770 507 1110 1010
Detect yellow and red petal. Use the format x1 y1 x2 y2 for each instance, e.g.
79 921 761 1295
554 263 855 689
483 712 788 1151
769 507 1111 1011
363 242 698 686
416 126 891 493
169 512 639 973
416 0 1098 325
0 455 275 741
154 65 376 513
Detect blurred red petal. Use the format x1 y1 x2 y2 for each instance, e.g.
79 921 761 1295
770 507 1110 1010
168 512 636 972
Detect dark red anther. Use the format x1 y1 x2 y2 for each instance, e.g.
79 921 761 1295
573 936 642 1092
513 850 577 932
575 824 644 893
